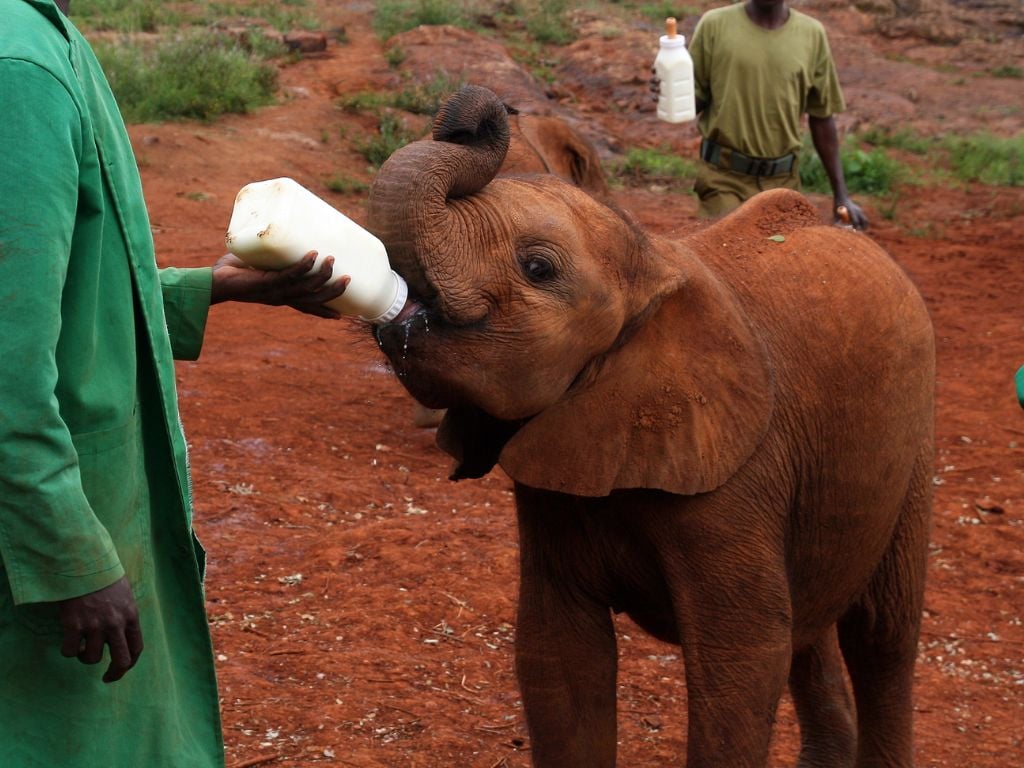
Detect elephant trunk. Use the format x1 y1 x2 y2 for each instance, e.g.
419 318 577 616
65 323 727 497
367 86 510 324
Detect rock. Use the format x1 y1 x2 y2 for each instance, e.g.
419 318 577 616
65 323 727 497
284 30 328 54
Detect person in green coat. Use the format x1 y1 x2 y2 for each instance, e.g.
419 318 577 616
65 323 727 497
0 1 347 765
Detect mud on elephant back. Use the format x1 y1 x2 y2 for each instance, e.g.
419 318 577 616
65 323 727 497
366 85 936 768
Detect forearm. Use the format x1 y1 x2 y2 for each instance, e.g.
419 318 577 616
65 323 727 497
808 115 848 202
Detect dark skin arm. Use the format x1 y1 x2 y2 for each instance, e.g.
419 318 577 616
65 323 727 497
211 250 349 319
808 114 869 230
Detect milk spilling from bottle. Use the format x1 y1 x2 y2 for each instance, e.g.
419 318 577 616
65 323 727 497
655 17 696 123
225 177 408 323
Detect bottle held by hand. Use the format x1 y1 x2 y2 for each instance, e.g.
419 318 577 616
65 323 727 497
654 17 696 124
225 178 408 323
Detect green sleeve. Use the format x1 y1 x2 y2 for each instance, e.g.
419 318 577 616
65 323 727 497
689 15 712 106
159 266 213 361
1015 365 1024 410
0 59 123 605
806 23 845 118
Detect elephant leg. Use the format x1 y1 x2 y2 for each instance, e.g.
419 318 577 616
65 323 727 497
515 503 618 767
789 626 857 767
837 456 931 768
655 515 793 767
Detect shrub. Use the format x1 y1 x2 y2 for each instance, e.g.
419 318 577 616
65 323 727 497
610 146 697 187
70 0 170 32
524 0 575 45
943 132 1023 186
354 113 419 168
373 0 471 40
799 138 906 196
93 30 279 122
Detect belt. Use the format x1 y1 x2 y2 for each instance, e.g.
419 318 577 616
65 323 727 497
700 138 796 177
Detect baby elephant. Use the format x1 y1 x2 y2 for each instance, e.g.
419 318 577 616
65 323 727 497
367 85 934 768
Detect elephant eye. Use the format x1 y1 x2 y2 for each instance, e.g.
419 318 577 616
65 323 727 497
521 255 555 283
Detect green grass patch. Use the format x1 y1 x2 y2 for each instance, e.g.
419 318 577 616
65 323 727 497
609 146 697 187
354 113 420 167
339 71 465 117
69 0 177 32
372 0 474 40
799 138 907 196
93 30 279 122
943 132 1023 186
325 175 369 194
859 126 932 155
204 0 319 32
523 0 575 45
989 65 1022 79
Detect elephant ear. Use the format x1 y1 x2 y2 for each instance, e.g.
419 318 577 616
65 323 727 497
497 262 775 497
436 405 523 481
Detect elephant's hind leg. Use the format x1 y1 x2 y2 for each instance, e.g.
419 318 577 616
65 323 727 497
789 626 856 768
837 453 931 768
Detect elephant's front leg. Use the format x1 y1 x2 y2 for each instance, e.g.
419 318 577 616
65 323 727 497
654 507 793 767
515 501 619 768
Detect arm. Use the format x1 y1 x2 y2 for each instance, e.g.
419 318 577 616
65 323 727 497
808 114 868 230
0 60 141 682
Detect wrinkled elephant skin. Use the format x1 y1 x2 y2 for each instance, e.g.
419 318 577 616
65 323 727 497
367 86 935 768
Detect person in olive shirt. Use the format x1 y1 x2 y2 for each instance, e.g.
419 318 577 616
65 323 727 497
0 1 347 765
684 0 869 229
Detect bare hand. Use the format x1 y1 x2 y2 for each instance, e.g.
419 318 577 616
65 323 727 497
58 576 144 683
211 251 349 319
834 199 869 231
649 67 660 102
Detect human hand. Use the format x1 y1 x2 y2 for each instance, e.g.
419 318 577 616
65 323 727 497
834 199 869 231
211 251 348 319
58 576 144 683
649 67 661 102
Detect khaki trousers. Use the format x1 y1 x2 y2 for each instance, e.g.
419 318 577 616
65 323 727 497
694 159 801 219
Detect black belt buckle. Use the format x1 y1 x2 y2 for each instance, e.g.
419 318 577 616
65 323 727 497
748 157 772 176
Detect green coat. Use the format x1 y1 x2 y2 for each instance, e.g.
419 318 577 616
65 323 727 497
0 1 223 764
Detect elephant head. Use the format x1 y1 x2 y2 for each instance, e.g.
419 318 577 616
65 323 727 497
501 109 609 196
368 85 773 497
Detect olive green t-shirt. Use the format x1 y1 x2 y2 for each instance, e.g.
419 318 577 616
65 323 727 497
689 3 845 158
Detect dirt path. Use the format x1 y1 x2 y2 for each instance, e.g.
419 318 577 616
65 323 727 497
127 1 1023 765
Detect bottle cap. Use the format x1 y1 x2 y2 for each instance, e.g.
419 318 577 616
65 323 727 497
361 270 409 324
660 18 686 48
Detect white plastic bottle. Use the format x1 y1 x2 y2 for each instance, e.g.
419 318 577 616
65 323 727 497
654 17 696 124
225 178 408 324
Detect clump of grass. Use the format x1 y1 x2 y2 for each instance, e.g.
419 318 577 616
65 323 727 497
524 0 575 45
609 146 697 187
70 0 174 32
325 175 369 194
338 71 464 118
392 71 465 115
990 65 1022 79
859 126 932 155
354 113 419 168
205 0 319 32
799 138 907 196
943 132 1023 186
93 30 279 122
373 0 472 40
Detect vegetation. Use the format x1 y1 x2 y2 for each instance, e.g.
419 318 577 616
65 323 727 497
799 137 908 196
354 113 420 168
609 146 697 188
338 71 466 118
71 0 317 33
372 0 472 40
943 132 1023 187
93 30 280 122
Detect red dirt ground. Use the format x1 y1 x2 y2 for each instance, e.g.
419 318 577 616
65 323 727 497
127 2 1022 765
